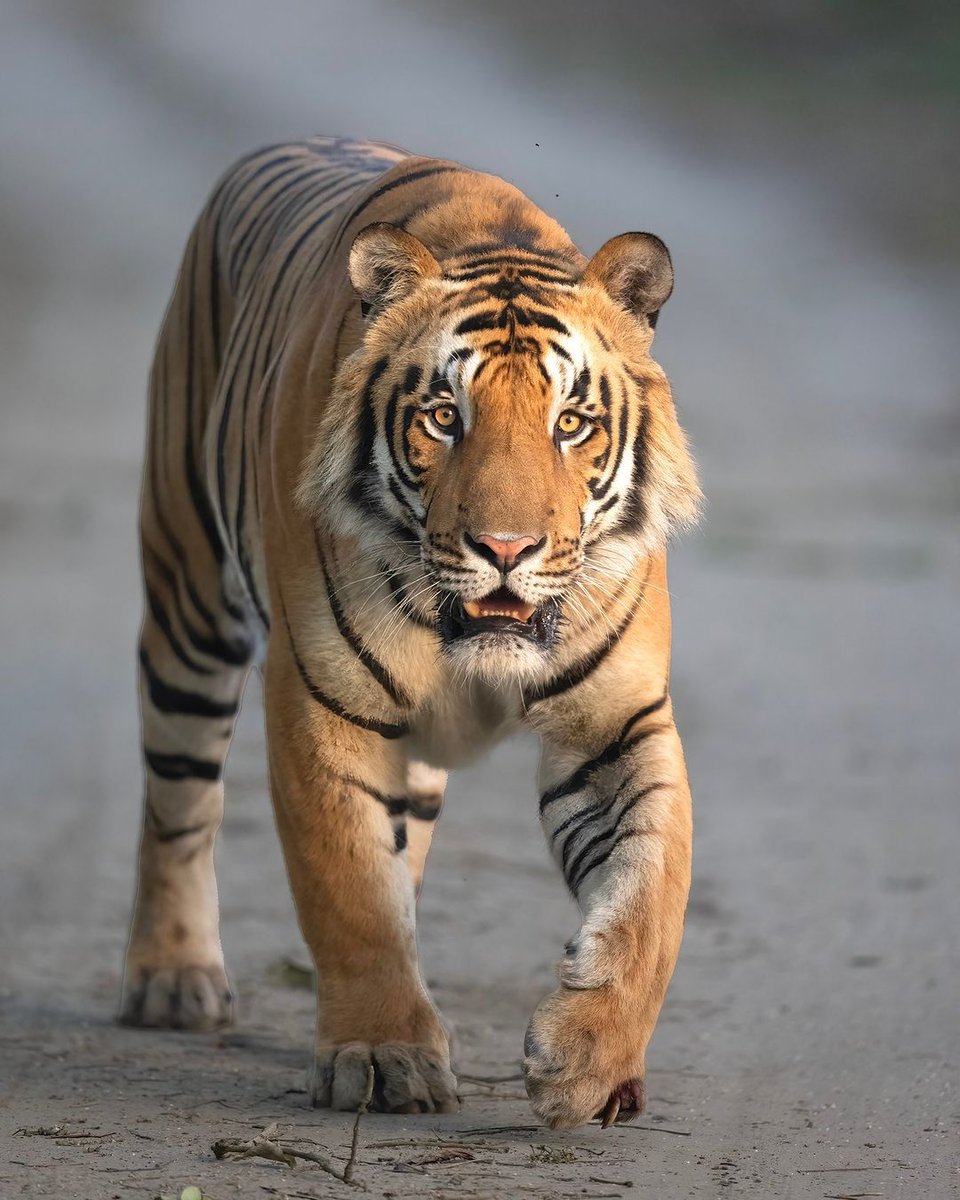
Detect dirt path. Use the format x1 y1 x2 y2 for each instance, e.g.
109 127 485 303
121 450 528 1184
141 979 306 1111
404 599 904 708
1 5 957 1197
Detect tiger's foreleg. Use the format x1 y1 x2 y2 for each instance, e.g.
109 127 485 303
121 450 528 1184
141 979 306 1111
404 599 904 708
524 695 692 1129
263 642 458 1115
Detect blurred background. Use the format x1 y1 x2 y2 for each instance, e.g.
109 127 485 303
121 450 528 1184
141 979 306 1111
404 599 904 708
1 2 957 1196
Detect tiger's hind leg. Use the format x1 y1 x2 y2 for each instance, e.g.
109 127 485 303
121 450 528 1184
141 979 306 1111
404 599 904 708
120 542 254 1031
121 233 255 1029
401 761 446 895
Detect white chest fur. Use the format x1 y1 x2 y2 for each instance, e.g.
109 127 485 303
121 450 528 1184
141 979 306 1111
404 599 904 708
406 675 524 769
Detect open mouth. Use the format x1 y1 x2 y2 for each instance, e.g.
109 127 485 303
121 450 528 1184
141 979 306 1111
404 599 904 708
439 586 560 649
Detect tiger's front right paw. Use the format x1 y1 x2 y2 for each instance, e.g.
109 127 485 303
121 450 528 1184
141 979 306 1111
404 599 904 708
309 1042 459 1114
120 963 234 1032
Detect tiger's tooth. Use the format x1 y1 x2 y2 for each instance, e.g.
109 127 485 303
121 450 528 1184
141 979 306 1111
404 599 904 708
462 597 538 622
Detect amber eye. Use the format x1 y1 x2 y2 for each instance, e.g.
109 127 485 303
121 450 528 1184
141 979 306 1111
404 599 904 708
556 410 585 438
430 404 460 432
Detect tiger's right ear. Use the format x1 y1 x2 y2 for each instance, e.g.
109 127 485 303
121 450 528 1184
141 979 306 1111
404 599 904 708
349 223 441 317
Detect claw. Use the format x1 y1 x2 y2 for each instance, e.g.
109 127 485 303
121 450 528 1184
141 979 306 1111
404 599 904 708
600 1093 621 1128
597 1078 646 1128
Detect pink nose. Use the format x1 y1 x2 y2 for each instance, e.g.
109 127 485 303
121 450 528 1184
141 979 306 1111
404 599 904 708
469 533 541 571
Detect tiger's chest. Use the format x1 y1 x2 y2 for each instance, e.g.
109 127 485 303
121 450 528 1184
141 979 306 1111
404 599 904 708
405 676 525 769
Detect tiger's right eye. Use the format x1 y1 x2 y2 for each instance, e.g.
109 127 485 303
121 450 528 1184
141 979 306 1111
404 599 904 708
556 411 584 437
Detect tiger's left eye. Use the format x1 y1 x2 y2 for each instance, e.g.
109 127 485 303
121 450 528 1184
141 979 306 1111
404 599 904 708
432 405 458 428
556 411 585 438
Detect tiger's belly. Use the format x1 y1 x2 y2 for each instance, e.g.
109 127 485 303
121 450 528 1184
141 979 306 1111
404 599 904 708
405 676 525 769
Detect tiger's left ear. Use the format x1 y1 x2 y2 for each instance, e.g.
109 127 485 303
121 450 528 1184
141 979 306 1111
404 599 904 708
349 222 441 317
583 232 673 326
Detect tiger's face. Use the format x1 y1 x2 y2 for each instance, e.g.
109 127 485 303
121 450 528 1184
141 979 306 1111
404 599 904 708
305 224 700 684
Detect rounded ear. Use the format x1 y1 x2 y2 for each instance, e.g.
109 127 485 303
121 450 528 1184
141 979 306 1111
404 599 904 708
583 232 673 322
349 223 441 315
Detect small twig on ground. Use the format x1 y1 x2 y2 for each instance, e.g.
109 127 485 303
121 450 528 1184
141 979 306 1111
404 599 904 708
458 1080 525 1089
589 1177 634 1188
14 1126 113 1139
409 1147 475 1166
213 1121 296 1168
259 1189 328 1199
213 1071 375 1189
343 1064 375 1185
605 1122 691 1137
365 1137 444 1149
823 1193 885 1199
456 1125 543 1136
797 1167 885 1173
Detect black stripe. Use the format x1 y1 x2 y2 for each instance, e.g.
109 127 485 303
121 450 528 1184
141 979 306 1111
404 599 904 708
593 492 621 519
521 309 570 336
387 475 424 530
539 694 669 813
139 647 240 719
232 168 360 290
348 164 462 231
217 178 362 584
228 161 311 288
617 404 651 534
589 374 626 501
562 780 666 883
385 567 435 630
552 777 629 853
449 264 574 285
233 441 271 630
393 821 408 853
385 386 422 490
280 596 407 739
182 241 228 568
145 585 215 677
454 310 501 336
400 400 424 478
317 537 413 707
571 365 591 402
349 356 391 512
402 364 423 394
408 792 443 821
144 750 222 782
328 769 408 814
155 821 210 844
142 543 253 666
524 584 644 705
209 225 223 365
447 247 576 270
568 827 644 895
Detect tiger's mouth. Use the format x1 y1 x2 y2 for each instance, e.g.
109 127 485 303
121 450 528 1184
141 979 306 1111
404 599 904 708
438 586 560 649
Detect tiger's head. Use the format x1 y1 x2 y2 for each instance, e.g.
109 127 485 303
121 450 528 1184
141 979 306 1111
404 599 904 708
302 214 700 684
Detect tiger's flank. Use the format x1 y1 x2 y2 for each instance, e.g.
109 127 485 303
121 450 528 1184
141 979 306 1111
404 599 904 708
120 136 701 1130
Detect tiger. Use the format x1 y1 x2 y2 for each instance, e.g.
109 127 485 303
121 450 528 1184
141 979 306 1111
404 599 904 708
120 135 701 1130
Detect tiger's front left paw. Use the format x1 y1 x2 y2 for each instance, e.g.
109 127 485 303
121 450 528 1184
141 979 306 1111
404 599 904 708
309 1042 460 1114
523 986 646 1129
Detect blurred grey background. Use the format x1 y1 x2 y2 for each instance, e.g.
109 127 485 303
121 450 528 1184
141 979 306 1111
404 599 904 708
1 3 957 1196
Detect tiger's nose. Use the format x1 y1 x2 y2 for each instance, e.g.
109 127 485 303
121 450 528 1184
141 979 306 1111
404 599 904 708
465 532 544 572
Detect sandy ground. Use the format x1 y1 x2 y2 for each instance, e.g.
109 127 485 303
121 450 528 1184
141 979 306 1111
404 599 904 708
1 4 958 1198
